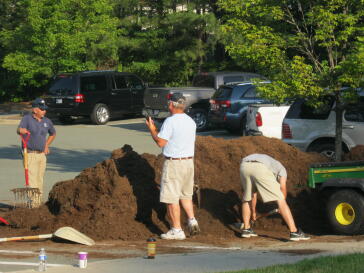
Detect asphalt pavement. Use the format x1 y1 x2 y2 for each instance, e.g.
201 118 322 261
10 250 325 273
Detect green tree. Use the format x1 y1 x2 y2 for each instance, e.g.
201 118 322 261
1 0 119 89
219 0 364 160
114 0 220 86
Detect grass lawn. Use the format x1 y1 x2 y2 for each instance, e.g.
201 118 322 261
222 253 364 273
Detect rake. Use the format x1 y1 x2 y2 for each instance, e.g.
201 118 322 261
11 133 41 208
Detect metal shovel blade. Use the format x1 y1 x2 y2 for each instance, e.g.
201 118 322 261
53 227 95 246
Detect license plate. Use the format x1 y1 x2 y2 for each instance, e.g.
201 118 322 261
211 104 219 111
56 98 63 104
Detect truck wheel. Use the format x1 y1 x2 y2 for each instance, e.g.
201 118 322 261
91 103 110 125
189 109 208 132
239 116 247 136
327 189 364 235
308 143 335 159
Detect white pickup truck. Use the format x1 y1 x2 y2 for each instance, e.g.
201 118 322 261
246 104 290 139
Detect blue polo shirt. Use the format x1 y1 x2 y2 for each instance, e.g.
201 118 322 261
18 113 56 151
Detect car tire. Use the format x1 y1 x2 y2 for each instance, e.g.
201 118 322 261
58 115 74 124
91 103 110 125
239 116 247 136
327 189 364 235
308 142 336 159
189 109 208 132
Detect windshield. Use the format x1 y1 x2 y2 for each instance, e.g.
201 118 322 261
48 75 77 95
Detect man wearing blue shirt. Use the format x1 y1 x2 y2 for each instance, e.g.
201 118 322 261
146 93 200 240
17 98 56 207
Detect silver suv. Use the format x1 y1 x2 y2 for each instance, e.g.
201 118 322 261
282 94 364 158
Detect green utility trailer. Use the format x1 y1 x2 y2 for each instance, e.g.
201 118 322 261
308 161 364 235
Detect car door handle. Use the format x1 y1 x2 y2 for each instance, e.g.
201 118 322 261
343 125 354 129
132 91 137 94
111 91 117 95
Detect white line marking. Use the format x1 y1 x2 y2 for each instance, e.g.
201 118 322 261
0 261 65 267
0 250 35 254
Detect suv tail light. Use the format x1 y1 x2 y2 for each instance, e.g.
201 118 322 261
255 112 262 127
74 94 85 103
220 100 231 108
167 93 172 100
282 123 292 139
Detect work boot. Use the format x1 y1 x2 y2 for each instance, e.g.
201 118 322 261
160 229 186 240
289 228 310 241
241 228 258 238
188 218 200 236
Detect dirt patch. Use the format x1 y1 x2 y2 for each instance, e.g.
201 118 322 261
1 136 363 243
343 145 364 161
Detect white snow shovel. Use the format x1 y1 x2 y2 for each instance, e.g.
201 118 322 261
0 226 95 246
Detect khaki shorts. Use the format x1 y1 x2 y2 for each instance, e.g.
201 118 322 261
160 158 194 204
240 161 284 203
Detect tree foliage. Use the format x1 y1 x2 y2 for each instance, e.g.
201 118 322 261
219 0 364 160
1 0 119 87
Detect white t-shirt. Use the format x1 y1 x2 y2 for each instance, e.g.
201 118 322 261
158 113 196 157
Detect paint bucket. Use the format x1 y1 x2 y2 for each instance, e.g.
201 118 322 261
78 252 88 268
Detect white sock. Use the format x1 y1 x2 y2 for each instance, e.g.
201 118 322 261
188 218 198 225
172 227 182 232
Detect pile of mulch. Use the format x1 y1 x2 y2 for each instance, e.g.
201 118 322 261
2 137 363 240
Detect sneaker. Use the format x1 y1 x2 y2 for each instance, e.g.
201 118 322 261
160 229 186 240
241 228 258 238
290 228 310 241
232 222 244 230
188 218 201 236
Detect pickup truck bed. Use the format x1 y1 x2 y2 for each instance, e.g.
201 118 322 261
246 104 290 139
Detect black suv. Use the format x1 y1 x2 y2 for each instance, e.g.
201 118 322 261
45 71 146 125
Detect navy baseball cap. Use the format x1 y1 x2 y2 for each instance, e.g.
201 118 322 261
169 93 186 104
32 98 48 110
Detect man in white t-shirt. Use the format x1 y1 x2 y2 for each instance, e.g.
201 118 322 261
146 92 200 240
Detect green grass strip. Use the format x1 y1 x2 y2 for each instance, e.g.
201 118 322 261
221 253 364 273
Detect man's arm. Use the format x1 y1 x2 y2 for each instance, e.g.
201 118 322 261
44 134 56 155
279 176 287 198
145 117 168 148
17 128 30 135
251 192 257 221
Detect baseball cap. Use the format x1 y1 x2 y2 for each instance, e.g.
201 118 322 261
32 98 48 110
169 93 186 105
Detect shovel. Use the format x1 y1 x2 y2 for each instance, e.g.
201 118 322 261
0 226 95 246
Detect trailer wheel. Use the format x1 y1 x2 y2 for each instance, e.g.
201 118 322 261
327 189 364 235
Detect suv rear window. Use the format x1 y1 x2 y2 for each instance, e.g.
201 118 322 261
81 76 107 92
223 75 245 84
48 75 77 95
285 97 335 120
213 87 233 99
345 98 364 122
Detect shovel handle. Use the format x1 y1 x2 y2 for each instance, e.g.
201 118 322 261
20 133 30 186
0 234 52 242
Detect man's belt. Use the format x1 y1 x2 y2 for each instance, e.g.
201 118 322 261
27 150 43 154
165 156 193 160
